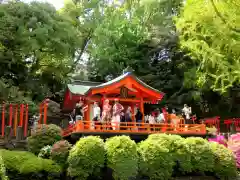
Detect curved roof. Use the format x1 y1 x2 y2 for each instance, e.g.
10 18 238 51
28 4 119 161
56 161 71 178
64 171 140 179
67 72 164 100
85 72 164 99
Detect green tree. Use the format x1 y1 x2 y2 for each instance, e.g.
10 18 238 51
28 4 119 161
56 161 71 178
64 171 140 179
176 0 240 93
0 1 80 105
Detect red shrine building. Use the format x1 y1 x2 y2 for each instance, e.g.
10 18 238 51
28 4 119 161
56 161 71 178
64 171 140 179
62 72 164 122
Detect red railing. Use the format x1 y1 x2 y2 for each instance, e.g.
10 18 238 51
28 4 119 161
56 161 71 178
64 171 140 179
62 121 207 137
224 118 240 132
201 116 220 132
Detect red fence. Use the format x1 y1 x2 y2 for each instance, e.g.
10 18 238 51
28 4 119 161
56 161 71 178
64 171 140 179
201 116 220 132
224 118 240 132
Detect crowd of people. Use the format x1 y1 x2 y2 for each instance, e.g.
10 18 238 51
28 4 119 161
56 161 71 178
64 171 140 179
70 99 144 130
70 98 195 130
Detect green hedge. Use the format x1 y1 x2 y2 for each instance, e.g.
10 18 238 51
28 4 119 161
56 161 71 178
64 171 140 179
67 136 105 180
147 134 192 173
0 153 8 180
27 124 62 154
210 142 237 179
51 140 72 168
138 135 175 180
185 137 214 173
105 136 138 180
0 149 61 178
2 134 238 180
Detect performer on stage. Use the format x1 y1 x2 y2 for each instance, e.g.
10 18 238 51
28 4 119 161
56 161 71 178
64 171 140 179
182 104 192 123
101 99 112 129
92 101 101 129
73 100 84 122
112 99 124 130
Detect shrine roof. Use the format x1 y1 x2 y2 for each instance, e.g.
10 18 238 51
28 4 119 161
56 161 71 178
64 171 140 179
67 72 164 99
89 72 162 94
67 84 92 95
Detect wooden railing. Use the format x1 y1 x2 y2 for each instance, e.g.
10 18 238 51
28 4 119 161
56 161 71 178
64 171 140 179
62 121 207 137
224 118 240 132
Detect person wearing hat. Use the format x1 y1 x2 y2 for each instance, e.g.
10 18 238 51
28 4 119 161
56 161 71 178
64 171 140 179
112 99 124 130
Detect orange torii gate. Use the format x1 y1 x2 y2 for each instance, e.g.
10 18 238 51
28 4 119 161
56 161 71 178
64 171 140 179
1 99 49 138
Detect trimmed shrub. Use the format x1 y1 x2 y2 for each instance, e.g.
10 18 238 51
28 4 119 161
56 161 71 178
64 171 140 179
38 145 52 159
51 140 72 168
0 149 61 177
138 136 175 180
147 134 192 173
27 124 62 154
67 136 105 180
0 153 8 180
228 133 240 168
105 136 138 180
184 137 214 173
209 142 237 179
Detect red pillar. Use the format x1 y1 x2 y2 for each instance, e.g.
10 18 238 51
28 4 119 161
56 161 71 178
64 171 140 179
43 102 48 124
9 104 13 127
19 104 24 127
2 103 5 137
24 104 28 137
14 104 18 136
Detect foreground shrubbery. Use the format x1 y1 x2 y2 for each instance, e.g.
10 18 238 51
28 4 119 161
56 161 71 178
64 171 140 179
3 131 238 180
51 140 72 168
105 136 138 180
228 133 240 168
67 136 105 180
0 153 8 180
0 149 61 180
27 124 62 154
210 142 236 179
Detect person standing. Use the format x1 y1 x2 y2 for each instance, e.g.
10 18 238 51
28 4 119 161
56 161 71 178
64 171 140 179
135 108 143 129
112 99 124 130
74 100 84 122
92 102 101 129
101 99 112 129
182 104 192 124
125 106 132 130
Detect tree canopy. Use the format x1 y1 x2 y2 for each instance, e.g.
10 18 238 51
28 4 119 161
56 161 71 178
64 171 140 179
176 0 240 93
0 1 80 108
0 0 239 117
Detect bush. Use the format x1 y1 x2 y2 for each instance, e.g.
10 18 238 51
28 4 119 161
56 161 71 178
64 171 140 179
51 140 72 168
27 124 62 154
228 133 240 168
105 136 138 180
0 149 61 178
209 142 237 179
67 136 105 180
138 136 175 180
0 153 8 180
38 145 52 159
147 134 192 173
184 137 214 173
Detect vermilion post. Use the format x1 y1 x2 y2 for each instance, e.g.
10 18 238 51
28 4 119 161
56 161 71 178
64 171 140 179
2 103 5 137
43 102 48 124
24 104 28 137
19 104 24 127
38 103 42 124
14 104 18 136
9 104 13 127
